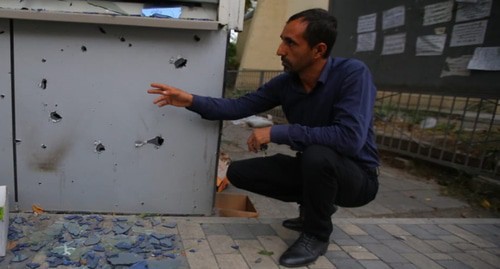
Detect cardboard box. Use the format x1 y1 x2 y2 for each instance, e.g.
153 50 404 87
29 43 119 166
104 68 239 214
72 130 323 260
214 193 258 218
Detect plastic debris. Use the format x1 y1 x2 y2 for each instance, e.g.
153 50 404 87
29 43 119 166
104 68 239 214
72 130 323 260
231 115 273 127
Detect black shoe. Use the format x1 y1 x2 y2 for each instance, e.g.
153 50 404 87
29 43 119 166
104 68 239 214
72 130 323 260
279 233 328 267
282 205 338 232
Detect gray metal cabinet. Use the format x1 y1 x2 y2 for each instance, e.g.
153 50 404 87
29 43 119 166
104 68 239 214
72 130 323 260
0 1 243 214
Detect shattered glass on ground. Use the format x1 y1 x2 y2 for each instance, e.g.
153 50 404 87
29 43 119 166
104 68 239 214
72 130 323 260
4 214 188 268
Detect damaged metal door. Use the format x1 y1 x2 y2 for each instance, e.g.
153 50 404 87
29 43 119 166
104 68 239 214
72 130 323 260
12 20 226 214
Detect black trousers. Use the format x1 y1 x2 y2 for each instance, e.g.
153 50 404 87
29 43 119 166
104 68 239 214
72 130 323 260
227 145 379 241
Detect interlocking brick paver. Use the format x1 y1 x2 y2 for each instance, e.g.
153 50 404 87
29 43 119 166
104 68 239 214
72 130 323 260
358 260 391 269
248 223 277 236
333 238 361 246
358 224 396 240
381 239 417 253
337 223 367 236
424 240 460 253
183 239 219 269
387 263 418 269
257 235 288 264
363 243 408 263
425 253 452 260
331 224 352 239
400 224 440 240
225 224 255 239
235 239 279 269
401 253 445 269
465 250 500 267
450 252 496 269
440 224 497 248
216 254 250 269
308 256 335 268
178 221 205 240
379 224 412 237
401 236 438 254
350 251 379 260
418 224 452 236
325 250 351 260
351 234 379 244
201 223 229 235
329 258 364 269
436 260 473 269
207 235 238 254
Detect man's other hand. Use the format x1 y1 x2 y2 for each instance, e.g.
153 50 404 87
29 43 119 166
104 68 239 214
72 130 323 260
247 127 271 153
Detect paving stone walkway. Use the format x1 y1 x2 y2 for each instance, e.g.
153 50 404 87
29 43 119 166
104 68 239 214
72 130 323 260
2 214 499 268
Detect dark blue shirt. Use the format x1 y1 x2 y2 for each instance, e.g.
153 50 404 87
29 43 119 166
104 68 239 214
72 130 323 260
188 57 379 169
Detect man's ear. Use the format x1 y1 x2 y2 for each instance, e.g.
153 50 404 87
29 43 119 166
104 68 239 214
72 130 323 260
314 43 328 58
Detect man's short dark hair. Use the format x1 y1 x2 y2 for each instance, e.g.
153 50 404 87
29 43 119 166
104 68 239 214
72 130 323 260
287 8 338 58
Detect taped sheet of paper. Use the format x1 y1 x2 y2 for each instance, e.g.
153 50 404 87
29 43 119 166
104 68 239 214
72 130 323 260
356 32 376 52
423 1 454 26
382 33 406 55
456 0 492 22
357 13 377 33
467 47 500 71
450 20 487 47
142 7 182 18
441 55 472 77
382 5 405 30
416 35 447 56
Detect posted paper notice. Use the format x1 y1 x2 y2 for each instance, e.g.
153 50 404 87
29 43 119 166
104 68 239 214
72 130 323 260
423 1 454 26
382 33 406 55
456 0 492 22
416 35 447 56
467 47 500 71
356 32 377 52
441 55 472 77
357 13 377 33
450 20 487 47
383 6 405 30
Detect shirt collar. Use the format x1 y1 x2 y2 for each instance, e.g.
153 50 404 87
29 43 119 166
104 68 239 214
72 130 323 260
317 57 334 85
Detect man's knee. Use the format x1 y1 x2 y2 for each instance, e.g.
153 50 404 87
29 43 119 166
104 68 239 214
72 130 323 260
226 161 245 187
301 145 341 170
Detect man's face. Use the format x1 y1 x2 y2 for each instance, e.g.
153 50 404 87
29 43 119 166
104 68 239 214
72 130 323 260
276 19 316 74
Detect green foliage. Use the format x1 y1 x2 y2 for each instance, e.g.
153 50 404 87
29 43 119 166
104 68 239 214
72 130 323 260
226 42 239 70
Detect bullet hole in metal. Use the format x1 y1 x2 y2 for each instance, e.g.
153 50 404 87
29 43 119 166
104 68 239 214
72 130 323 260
60 49 64 52
120 37 126 42
41 58 46 63
50 111 62 123
81 46 87 52
128 43 132 47
99 27 106 34
174 58 187 69
147 136 164 147
41 144 47 149
141 202 144 206
39 79 47 89
94 141 106 153
0 95 4 99
38 182 42 185
135 136 164 148
95 143 105 153
194 35 201 42
0 31 4 35
15 139 21 144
